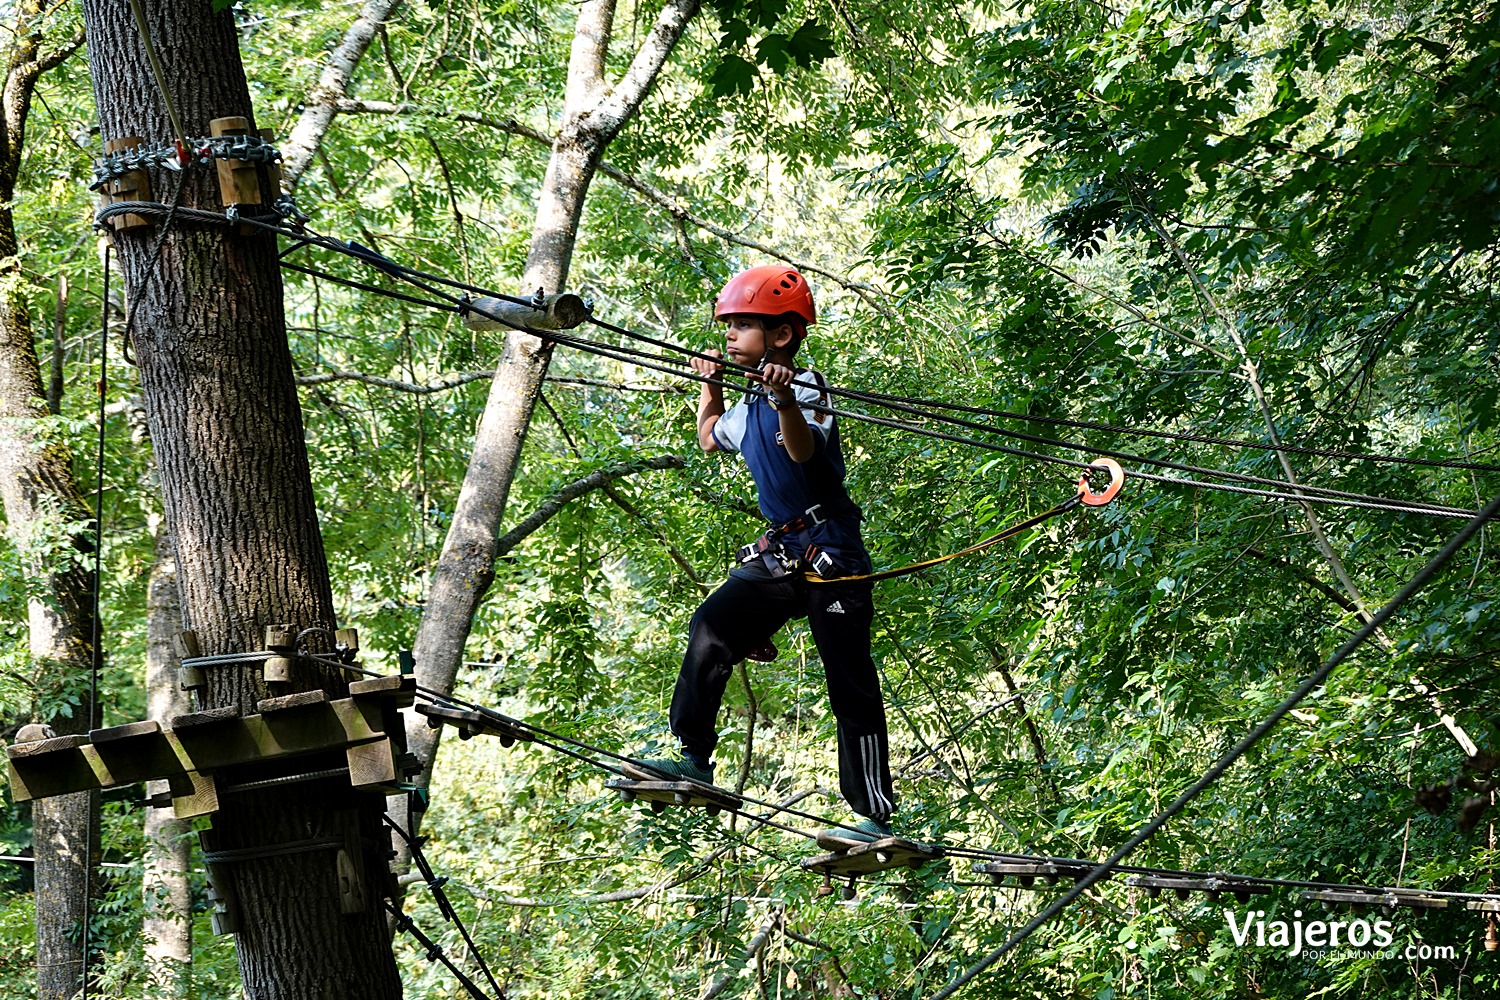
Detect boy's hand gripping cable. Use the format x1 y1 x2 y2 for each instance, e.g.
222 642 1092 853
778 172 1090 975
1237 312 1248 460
803 458 1124 585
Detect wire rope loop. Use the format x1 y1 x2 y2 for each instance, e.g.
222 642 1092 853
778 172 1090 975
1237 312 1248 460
1077 457 1124 507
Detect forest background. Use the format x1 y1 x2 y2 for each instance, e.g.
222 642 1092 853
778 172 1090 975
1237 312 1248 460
1 0 1498 997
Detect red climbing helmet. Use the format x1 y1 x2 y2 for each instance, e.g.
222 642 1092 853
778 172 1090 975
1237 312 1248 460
714 266 817 327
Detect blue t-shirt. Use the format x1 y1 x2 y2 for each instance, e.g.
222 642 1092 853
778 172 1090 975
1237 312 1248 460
710 370 871 575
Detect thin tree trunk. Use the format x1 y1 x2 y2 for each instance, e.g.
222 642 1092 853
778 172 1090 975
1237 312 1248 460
143 519 192 994
0 6 95 997
402 0 700 818
79 1 402 995
279 0 405 190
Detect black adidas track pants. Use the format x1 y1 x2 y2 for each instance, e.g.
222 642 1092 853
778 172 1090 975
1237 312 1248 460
669 561 895 822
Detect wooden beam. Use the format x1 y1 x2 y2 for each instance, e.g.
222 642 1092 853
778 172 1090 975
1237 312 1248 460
4 681 410 803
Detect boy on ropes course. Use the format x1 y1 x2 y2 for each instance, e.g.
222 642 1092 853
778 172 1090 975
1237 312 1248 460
626 266 898 846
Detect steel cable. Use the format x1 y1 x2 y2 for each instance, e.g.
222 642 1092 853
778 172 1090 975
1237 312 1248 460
928 489 1500 999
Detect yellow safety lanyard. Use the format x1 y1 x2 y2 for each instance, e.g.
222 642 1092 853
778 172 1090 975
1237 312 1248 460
804 458 1124 586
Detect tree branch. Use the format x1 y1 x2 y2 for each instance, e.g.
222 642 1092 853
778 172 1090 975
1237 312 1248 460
698 904 784 1000
332 98 549 143
280 0 406 191
1243 547 1358 615
493 455 685 561
331 98 891 309
590 0 700 136
565 0 618 115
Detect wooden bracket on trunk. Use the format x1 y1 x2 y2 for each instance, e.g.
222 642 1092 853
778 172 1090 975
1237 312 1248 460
174 630 207 691
210 116 262 234
198 828 241 936
100 136 152 232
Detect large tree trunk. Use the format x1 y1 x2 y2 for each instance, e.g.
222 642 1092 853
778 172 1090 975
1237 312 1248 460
78 1 403 996
143 518 192 994
0 6 95 998
403 0 700 816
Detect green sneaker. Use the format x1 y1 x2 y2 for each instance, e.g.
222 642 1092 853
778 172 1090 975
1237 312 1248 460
816 817 894 850
622 750 715 786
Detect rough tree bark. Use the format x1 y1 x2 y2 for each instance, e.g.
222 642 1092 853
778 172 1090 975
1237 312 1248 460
78 1 402 996
0 7 94 999
402 0 701 817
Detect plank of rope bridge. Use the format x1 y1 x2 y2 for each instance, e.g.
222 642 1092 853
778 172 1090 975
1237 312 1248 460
971 860 1100 889
1126 874 1273 902
1301 888 1448 912
413 702 532 747
802 837 944 900
605 777 742 817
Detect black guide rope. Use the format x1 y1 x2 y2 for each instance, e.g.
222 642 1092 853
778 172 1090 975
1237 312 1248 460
258 251 1476 520
385 816 507 1000
383 900 497 1000
268 252 1481 519
94 199 1499 491
926 490 1500 1000
303 651 1500 915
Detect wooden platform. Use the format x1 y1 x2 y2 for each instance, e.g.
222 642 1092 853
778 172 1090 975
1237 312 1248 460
605 777 741 817
801 837 944 898
4 675 416 815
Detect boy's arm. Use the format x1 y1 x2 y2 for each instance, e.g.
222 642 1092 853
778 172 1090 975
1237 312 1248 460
760 364 816 463
692 349 726 452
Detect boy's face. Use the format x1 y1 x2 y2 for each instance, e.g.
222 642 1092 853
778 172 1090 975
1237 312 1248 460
722 314 794 365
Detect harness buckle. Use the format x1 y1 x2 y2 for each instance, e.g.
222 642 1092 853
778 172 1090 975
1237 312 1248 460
803 504 826 526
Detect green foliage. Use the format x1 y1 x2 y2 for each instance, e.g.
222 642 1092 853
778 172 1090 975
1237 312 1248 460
4 0 1500 996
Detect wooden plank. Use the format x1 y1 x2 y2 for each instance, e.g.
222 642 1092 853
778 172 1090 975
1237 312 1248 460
91 720 161 743
8 734 90 759
1125 874 1270 901
800 837 943 878
1467 899 1500 912
972 860 1100 888
606 777 741 817
414 702 531 746
89 721 189 787
6 736 98 802
349 674 415 708
171 705 240 729
346 738 400 792
174 696 385 772
6 695 393 803
257 690 330 714
1300 888 1446 910
171 771 219 819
